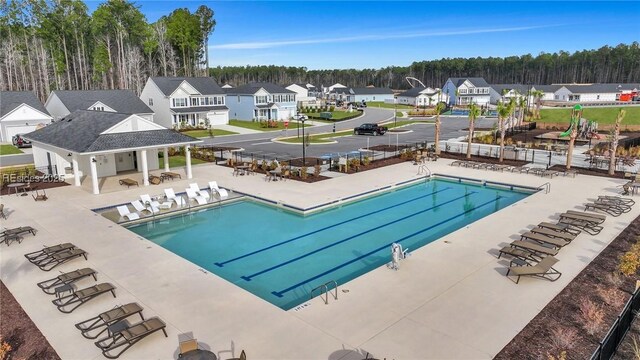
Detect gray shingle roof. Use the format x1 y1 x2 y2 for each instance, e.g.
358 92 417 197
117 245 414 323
562 84 637 94
225 82 295 95
52 90 153 114
25 110 198 153
351 87 394 95
448 77 490 88
490 84 532 94
397 87 440 97
534 85 563 93
151 77 225 96
171 106 229 113
1 91 50 117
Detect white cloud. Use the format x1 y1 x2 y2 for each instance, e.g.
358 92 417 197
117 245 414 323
210 25 558 50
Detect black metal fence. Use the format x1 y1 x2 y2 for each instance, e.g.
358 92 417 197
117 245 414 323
591 287 640 360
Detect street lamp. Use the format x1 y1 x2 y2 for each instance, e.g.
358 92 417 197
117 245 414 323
301 118 306 167
394 99 397 127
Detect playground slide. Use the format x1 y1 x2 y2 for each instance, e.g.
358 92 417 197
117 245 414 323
559 123 573 137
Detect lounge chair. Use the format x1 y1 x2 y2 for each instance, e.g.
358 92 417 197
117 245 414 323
596 198 633 210
584 203 624 216
208 181 229 200
75 303 144 339
119 178 139 188
567 209 607 222
95 317 167 359
492 164 513 172
179 338 199 357
520 232 569 248
37 268 97 294
497 246 540 261
131 200 159 214
558 218 603 236
52 283 116 313
185 188 207 205
34 248 88 271
538 222 581 236
116 205 140 221
164 188 186 208
189 183 211 201
141 194 172 210
0 204 6 219
506 256 562 284
542 170 559 178
560 211 604 225
25 242 76 263
1 226 37 238
598 195 635 206
509 240 559 257
530 227 576 242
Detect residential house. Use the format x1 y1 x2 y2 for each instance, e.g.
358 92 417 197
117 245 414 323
45 90 154 122
534 85 563 101
25 110 200 194
489 84 536 105
0 91 52 142
322 83 347 96
442 77 491 106
286 83 318 104
329 87 395 103
224 82 297 121
552 84 640 102
140 77 229 129
396 87 448 106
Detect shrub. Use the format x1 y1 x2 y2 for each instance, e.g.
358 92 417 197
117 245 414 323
619 241 640 276
329 105 335 112
606 271 624 288
547 351 567 360
363 156 371 166
168 147 177 156
261 160 268 171
300 166 308 179
269 160 279 170
348 158 360 171
578 298 605 335
550 327 577 354
0 336 12 360
314 164 321 177
598 286 626 308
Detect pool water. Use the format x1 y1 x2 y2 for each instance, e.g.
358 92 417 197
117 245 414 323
127 179 530 310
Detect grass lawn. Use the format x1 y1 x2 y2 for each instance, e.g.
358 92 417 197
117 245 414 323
0 145 23 155
181 129 238 137
159 155 207 168
304 111 361 120
229 119 310 131
396 111 404 118
367 101 415 110
539 107 640 124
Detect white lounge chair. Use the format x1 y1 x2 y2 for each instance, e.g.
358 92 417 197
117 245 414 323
116 205 140 221
189 183 210 201
185 188 207 205
164 188 185 208
208 181 229 200
131 200 159 214
141 194 172 210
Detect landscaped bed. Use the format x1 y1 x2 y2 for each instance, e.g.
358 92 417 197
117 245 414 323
0 281 60 359
496 215 640 360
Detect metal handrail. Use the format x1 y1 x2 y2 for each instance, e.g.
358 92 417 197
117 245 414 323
310 280 339 305
538 182 551 194
418 164 431 177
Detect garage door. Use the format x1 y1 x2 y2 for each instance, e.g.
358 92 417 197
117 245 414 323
4 124 37 142
207 111 228 126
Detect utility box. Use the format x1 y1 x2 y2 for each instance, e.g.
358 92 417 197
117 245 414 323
320 112 333 119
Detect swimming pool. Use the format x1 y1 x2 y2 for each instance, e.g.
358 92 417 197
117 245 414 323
127 179 531 310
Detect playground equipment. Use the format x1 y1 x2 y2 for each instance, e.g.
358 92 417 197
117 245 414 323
559 104 599 139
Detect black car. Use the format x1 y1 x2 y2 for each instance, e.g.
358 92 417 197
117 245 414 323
353 123 388 136
12 134 32 148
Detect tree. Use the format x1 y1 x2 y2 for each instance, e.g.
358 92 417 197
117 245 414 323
195 5 215 75
496 101 510 162
566 105 583 170
434 100 446 155
517 96 527 125
531 90 544 120
608 109 626 175
466 103 480 159
165 8 203 76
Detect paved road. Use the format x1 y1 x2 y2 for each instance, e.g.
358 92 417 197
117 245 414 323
203 107 497 159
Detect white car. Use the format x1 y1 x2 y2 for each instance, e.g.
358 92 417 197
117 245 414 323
294 114 308 120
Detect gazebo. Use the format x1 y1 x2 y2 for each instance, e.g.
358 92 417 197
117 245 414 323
26 110 202 194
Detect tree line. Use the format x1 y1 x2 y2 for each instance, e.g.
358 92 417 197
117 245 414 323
0 0 215 101
210 42 640 89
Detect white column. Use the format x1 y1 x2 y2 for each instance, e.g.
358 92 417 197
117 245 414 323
72 154 81 187
89 156 99 195
163 147 170 171
185 145 192 179
141 150 149 186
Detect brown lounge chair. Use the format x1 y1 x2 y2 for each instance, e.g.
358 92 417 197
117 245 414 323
509 240 559 257
118 178 139 188
537 222 581 236
95 317 167 359
25 242 75 263
598 195 635 206
34 248 87 271
520 232 569 249
37 267 97 294
530 227 576 242
76 303 144 339
565 210 606 223
506 256 562 284
558 218 603 236
52 283 116 313
498 246 540 261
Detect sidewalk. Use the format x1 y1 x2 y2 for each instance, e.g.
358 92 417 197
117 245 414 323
212 124 261 134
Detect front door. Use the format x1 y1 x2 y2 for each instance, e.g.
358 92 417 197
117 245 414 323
115 152 135 172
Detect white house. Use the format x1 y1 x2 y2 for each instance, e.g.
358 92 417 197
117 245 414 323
329 87 395 103
552 84 637 102
25 110 200 194
224 83 296 121
0 91 52 142
286 83 317 103
442 77 491 106
396 87 448 106
534 85 563 101
45 90 154 122
140 77 229 129
489 84 535 105
322 83 347 96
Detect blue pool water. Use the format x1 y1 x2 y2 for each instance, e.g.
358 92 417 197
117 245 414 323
127 179 531 310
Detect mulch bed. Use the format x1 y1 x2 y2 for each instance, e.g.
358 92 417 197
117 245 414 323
495 215 640 360
0 281 60 359
367 145 411 152
438 151 529 167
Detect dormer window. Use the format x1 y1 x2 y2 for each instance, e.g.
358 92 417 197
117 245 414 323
172 98 187 107
92 106 104 111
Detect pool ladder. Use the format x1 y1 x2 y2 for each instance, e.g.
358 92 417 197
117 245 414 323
418 165 431 177
310 280 338 305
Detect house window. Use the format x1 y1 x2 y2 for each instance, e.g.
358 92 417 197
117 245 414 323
172 98 187 107
190 97 199 106
255 96 267 104
237 95 240 103
597 95 600 100
148 98 153 106
459 88 467 94
92 106 104 111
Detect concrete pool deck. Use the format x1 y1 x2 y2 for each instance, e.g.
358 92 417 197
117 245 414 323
1 160 637 359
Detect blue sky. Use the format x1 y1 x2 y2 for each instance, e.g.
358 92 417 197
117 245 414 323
86 1 640 70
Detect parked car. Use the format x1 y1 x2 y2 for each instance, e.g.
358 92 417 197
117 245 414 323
12 134 32 148
294 113 308 120
353 123 388 136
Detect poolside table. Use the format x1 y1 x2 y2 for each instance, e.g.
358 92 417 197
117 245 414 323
236 165 250 176
161 172 181 181
181 349 217 360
